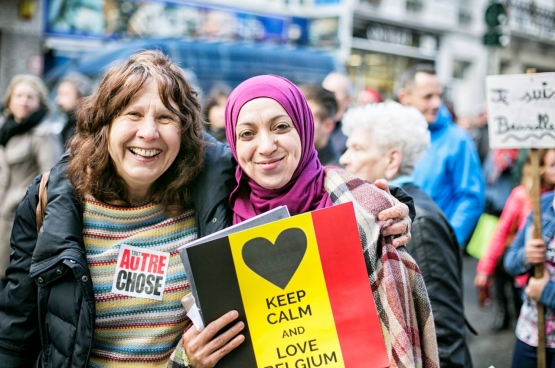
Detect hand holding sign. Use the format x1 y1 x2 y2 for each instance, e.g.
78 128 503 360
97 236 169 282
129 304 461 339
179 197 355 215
486 71 552 368
182 310 246 368
525 237 547 266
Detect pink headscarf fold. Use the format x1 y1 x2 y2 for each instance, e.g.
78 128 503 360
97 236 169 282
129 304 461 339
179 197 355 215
225 75 333 224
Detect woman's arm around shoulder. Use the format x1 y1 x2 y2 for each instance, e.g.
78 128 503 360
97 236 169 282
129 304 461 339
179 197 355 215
189 133 236 237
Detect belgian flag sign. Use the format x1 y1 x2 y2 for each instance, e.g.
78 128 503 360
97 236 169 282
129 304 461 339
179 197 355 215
182 202 388 368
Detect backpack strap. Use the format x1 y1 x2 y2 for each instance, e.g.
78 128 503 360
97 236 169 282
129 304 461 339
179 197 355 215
36 171 50 232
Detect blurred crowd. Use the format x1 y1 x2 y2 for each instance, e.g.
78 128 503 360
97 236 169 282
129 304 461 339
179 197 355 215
0 55 552 367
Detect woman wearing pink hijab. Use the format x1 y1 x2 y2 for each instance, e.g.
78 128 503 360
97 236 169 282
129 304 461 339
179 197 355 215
181 75 439 368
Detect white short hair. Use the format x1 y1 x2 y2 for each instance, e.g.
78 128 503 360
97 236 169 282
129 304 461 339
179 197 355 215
342 101 430 175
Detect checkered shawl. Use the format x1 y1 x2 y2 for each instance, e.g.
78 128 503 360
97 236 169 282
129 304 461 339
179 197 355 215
324 168 439 368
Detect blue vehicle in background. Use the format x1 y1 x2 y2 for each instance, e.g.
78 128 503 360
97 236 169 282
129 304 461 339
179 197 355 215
45 39 340 95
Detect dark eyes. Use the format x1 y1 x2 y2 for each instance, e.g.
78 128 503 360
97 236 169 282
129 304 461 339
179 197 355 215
237 120 292 140
125 111 175 122
276 123 291 131
238 130 253 139
158 115 175 122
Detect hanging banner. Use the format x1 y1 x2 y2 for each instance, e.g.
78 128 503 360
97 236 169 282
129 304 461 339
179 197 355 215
486 72 555 148
180 202 388 368
45 0 310 45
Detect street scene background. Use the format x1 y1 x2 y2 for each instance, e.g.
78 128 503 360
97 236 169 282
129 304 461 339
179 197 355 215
2 0 555 367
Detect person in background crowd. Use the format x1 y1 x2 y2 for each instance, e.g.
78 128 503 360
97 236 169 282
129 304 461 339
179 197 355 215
55 72 93 147
322 72 352 154
181 75 439 368
201 84 231 144
341 101 473 368
397 64 485 246
470 103 489 165
444 100 458 124
356 87 382 106
0 74 62 291
483 149 520 218
456 115 473 131
476 149 555 332
504 187 555 367
299 84 341 166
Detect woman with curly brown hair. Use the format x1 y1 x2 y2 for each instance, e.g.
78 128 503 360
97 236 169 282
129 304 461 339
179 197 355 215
0 50 236 368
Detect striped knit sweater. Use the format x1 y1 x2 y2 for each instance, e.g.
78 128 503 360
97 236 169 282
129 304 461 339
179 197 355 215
83 196 196 368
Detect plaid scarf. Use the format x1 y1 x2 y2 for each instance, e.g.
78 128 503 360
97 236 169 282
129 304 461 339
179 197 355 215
324 167 439 368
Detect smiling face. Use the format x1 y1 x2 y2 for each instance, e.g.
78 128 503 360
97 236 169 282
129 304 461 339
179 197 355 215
235 98 302 190
9 82 41 122
108 80 181 202
399 72 443 124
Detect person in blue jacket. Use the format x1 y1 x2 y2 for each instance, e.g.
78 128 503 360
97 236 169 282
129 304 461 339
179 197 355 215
398 64 485 246
504 190 555 367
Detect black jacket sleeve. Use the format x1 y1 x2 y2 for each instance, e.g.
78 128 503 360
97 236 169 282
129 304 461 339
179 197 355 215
389 185 416 222
410 213 471 368
0 176 42 368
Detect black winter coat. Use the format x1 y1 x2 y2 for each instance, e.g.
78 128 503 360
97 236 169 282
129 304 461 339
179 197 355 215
402 183 473 368
0 134 236 368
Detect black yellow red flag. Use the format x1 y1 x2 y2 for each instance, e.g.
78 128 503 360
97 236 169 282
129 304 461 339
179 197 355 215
184 202 388 367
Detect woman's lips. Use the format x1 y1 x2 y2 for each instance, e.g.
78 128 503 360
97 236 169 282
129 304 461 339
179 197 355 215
256 157 283 171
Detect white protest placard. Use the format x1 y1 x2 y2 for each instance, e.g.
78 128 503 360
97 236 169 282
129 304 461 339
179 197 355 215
111 244 170 300
486 72 555 149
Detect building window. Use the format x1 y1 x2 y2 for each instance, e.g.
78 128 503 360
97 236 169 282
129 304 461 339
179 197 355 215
406 0 424 12
458 0 473 26
453 59 471 80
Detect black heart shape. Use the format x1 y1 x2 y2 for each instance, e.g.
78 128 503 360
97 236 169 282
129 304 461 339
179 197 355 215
242 228 307 290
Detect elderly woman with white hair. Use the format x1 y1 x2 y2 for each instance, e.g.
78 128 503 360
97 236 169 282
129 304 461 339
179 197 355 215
340 101 473 368
0 74 62 289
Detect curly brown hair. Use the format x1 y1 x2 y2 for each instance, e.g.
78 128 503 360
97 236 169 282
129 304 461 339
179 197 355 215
67 50 205 217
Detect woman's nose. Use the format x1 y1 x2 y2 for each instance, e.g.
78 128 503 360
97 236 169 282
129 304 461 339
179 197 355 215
257 132 277 155
137 117 160 140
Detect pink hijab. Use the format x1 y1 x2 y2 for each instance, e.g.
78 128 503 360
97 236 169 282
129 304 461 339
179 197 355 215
225 75 333 224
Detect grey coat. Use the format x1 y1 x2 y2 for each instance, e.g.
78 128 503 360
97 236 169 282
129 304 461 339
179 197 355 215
0 117 62 279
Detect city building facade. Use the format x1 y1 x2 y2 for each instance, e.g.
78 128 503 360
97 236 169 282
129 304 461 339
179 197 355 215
1 0 554 117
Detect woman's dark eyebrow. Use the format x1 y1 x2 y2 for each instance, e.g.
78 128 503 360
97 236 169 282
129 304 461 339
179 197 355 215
237 114 290 126
269 114 291 123
236 121 257 127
